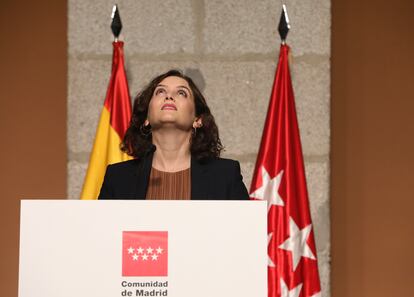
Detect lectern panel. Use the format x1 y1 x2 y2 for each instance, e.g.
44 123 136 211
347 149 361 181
19 200 267 297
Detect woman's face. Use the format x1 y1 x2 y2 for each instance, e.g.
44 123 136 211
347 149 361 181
147 76 199 131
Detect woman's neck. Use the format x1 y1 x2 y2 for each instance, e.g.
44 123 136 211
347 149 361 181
151 129 191 172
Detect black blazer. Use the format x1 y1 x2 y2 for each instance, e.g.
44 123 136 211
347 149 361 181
98 153 249 200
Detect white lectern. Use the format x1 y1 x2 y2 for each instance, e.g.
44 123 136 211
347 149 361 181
19 200 267 297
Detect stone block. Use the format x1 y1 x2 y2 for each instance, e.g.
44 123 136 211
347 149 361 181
204 0 280 54
204 0 331 56
69 0 195 55
317 249 331 297
285 0 331 56
305 160 329 218
200 61 276 156
304 160 330 252
291 57 330 156
68 58 111 153
201 58 330 157
68 161 88 199
238 159 257 192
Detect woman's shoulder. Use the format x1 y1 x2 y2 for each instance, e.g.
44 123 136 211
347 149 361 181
198 157 241 171
196 157 249 200
106 159 140 174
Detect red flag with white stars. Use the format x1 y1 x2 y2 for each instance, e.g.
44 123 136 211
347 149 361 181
250 44 321 297
122 231 168 276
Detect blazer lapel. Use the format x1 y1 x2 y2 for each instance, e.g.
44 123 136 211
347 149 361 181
191 157 207 200
133 152 153 199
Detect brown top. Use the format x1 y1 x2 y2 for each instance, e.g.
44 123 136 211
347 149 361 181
145 167 191 200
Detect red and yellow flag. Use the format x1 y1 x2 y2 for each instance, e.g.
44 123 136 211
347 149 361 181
81 41 132 200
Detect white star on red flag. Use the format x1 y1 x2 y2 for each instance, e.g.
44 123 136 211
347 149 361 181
250 166 284 210
279 217 316 270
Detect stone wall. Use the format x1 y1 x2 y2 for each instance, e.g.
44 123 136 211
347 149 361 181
68 0 330 295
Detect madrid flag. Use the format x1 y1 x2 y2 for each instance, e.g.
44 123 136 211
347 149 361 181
81 41 132 200
250 44 321 296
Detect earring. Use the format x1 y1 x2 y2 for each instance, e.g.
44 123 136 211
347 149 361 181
192 127 197 137
140 123 152 137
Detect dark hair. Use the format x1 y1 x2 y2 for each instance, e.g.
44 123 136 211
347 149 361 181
121 69 223 160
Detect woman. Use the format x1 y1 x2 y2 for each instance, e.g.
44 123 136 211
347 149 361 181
98 69 249 200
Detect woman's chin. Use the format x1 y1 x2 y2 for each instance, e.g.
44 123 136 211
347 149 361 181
153 121 192 131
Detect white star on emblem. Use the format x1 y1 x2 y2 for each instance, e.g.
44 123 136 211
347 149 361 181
268 233 276 267
127 247 134 254
250 167 284 210
279 217 316 270
156 247 163 254
132 254 138 261
137 247 144 254
280 278 302 297
146 247 153 254
142 254 149 260
151 254 158 261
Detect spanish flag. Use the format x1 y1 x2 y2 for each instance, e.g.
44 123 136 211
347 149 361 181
80 41 132 200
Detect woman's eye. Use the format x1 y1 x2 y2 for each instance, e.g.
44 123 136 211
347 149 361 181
178 90 188 97
155 89 165 95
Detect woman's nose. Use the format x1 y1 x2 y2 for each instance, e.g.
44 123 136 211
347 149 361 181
164 95 175 101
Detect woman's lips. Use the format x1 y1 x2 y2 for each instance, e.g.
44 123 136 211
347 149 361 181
161 104 177 110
